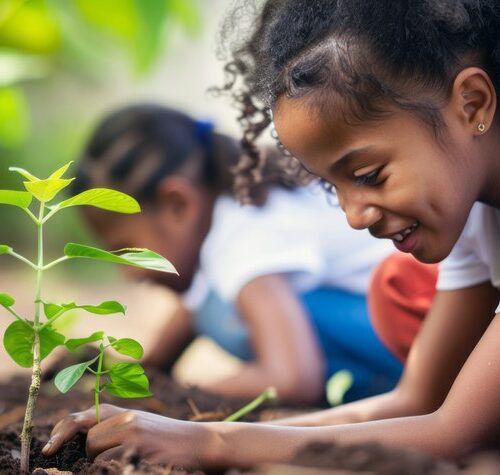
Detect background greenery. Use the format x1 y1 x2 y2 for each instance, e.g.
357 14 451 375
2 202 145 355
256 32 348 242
0 0 237 265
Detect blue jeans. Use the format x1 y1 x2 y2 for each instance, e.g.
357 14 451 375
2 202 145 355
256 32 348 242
193 287 402 403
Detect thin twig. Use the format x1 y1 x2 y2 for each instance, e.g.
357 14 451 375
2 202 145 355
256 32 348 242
186 397 201 417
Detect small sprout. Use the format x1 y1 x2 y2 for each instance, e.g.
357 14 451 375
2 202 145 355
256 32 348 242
325 370 354 406
224 386 278 422
55 333 151 423
0 162 177 473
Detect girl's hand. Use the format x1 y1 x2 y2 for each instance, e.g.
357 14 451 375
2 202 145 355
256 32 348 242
42 404 126 456
42 404 213 467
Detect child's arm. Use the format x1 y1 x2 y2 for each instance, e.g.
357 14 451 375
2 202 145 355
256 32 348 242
142 302 195 372
44 282 500 465
201 274 325 404
44 305 500 466
265 281 500 426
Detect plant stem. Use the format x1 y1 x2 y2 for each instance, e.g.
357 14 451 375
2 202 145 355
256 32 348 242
224 387 277 422
95 346 105 423
41 205 60 224
39 308 68 330
20 202 44 474
7 249 38 270
42 255 69 271
22 207 38 224
5 305 30 326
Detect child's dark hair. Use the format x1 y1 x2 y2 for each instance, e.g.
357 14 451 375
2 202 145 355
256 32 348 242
73 104 240 203
74 103 298 205
218 0 500 201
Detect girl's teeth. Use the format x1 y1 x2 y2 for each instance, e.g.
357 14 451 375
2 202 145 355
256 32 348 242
393 223 418 242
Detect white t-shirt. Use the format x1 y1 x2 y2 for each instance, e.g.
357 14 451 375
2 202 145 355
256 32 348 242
184 185 393 310
437 202 500 314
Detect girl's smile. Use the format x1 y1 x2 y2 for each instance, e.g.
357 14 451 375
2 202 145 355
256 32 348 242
381 222 420 253
272 96 483 263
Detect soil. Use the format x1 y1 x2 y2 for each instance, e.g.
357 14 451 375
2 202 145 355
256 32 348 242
0 353 499 475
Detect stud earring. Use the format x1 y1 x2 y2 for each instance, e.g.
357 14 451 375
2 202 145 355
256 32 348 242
477 122 486 133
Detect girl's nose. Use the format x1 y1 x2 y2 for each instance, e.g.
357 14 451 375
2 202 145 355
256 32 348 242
344 203 382 230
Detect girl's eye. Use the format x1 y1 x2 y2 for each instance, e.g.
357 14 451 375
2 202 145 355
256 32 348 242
354 168 381 186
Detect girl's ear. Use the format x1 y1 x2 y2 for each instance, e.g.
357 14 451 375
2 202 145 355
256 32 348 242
451 67 497 135
155 177 200 221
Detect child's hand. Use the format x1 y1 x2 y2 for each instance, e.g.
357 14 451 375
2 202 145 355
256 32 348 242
42 404 212 467
42 404 126 456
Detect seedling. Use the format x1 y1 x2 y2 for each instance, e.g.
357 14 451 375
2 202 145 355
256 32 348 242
0 162 177 473
325 370 354 406
224 386 277 422
54 332 152 423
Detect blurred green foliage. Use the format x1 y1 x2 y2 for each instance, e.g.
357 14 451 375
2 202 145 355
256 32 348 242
0 0 201 258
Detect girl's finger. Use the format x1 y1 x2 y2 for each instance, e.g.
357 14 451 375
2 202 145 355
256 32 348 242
88 410 135 436
42 408 98 456
93 445 126 462
86 415 135 459
42 418 85 455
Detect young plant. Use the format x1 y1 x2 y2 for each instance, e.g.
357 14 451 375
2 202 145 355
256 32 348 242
224 386 277 422
54 332 152 423
0 162 177 473
325 370 354 406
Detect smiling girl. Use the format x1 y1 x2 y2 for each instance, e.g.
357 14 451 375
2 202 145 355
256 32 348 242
43 0 500 467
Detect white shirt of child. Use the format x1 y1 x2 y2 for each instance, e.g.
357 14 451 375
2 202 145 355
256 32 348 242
437 202 500 314
184 185 393 310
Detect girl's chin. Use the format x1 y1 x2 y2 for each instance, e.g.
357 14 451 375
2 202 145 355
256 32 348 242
411 241 453 264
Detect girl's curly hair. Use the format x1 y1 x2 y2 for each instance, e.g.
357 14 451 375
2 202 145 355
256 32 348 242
217 0 500 203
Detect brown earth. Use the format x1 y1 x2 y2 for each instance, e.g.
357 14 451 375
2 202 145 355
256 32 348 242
0 367 499 475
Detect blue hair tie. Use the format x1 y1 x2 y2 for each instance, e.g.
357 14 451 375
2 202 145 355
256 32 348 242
194 119 214 147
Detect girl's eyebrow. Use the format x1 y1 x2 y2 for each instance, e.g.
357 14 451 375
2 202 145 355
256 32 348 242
331 146 375 173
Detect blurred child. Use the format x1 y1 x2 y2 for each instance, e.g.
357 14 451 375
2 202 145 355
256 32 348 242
71 104 400 405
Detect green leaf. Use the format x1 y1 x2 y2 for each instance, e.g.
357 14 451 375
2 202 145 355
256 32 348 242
78 300 126 315
0 292 15 308
325 370 354 406
110 338 143 359
43 302 63 318
0 245 12 255
24 178 74 202
131 0 168 74
49 161 73 179
54 360 95 393
40 327 65 361
3 321 64 367
9 166 39 181
0 87 29 148
0 2 60 54
168 0 202 35
4 321 32 366
105 363 151 398
54 188 140 214
65 331 104 352
43 300 126 319
64 243 177 274
0 190 32 208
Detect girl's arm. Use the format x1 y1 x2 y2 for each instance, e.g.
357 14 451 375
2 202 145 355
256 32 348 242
267 282 500 426
142 302 195 372
44 311 500 466
207 307 500 466
44 283 500 465
201 274 325 404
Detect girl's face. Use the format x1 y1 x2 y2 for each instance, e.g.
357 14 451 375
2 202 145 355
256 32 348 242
273 97 484 263
83 207 205 292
